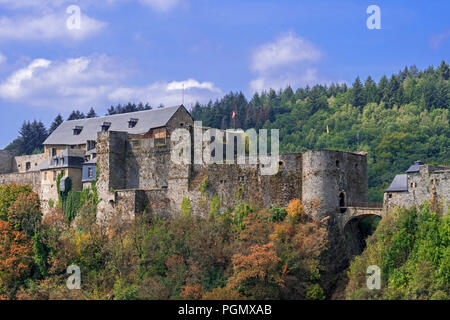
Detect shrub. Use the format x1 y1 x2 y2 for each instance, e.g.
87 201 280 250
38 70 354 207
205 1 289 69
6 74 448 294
181 197 192 218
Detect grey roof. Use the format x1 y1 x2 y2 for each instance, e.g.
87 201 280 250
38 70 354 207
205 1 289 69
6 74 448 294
406 160 424 173
385 174 408 192
38 148 86 171
44 105 183 146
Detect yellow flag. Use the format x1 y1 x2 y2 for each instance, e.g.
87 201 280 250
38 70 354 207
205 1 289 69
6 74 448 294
326 125 329 134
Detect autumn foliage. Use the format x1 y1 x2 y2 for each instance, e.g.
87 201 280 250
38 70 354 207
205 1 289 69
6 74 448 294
0 184 329 300
0 220 33 298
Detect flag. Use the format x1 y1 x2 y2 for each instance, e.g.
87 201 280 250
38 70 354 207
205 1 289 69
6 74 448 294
326 125 329 134
232 111 236 119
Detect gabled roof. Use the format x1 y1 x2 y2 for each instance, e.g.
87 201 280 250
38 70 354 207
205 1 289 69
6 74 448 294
385 174 408 192
44 105 184 146
406 160 424 173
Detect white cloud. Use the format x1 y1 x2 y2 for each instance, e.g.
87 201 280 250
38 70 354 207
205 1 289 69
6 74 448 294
0 55 221 110
109 79 222 106
0 58 51 98
250 69 319 93
0 0 184 12
0 13 106 42
251 31 321 73
0 55 122 109
249 31 326 92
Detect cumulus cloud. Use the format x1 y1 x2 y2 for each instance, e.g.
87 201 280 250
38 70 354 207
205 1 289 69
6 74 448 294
0 55 123 109
249 31 326 92
250 69 319 93
0 55 221 110
109 79 222 106
0 0 184 12
251 31 321 73
0 12 106 42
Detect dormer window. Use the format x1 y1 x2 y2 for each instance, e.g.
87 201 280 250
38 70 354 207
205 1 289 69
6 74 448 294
73 126 83 135
101 122 111 132
128 118 138 128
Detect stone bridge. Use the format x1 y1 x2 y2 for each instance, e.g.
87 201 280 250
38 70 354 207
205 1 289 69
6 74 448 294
339 203 384 230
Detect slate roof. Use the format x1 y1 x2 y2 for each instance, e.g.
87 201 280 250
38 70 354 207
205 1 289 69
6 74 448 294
385 174 408 192
406 160 424 173
43 105 183 146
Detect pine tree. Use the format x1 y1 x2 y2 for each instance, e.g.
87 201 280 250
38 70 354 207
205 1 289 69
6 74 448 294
438 60 450 80
86 108 97 118
364 76 378 103
67 110 85 120
49 114 63 135
18 121 48 155
351 76 366 109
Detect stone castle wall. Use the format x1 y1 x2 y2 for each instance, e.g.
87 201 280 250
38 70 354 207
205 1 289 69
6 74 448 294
0 150 15 174
302 150 368 219
384 166 450 214
0 171 42 196
14 153 47 173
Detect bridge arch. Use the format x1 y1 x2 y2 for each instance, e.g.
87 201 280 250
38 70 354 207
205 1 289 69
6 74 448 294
339 206 383 231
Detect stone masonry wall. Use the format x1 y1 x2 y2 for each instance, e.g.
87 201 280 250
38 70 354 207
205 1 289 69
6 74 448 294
0 150 15 174
384 166 450 214
302 150 368 220
14 153 47 173
0 171 42 196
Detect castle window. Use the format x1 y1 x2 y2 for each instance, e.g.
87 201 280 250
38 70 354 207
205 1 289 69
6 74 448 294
101 122 111 132
87 140 96 151
53 171 57 181
128 118 138 128
410 182 414 188
88 167 93 178
388 194 392 198
61 158 64 166
73 126 83 135
336 160 340 167
26 162 31 171
44 172 47 181
179 122 185 127
279 160 284 167
52 148 56 157
55 159 59 166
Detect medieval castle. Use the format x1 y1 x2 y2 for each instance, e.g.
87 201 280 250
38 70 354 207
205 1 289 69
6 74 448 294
0 105 448 228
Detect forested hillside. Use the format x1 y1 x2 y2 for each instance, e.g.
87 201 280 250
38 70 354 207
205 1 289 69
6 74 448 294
193 61 450 201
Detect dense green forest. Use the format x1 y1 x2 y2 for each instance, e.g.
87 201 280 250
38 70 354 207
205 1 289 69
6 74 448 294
192 61 450 201
346 204 449 299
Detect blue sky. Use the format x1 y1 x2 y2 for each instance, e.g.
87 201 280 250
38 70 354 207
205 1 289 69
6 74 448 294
0 0 449 148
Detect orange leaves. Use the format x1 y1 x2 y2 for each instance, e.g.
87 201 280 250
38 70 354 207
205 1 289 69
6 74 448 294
0 220 33 293
180 284 204 300
227 243 283 291
286 199 304 219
